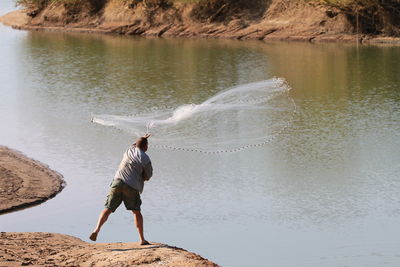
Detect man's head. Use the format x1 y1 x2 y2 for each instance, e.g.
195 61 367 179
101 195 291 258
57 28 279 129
136 137 148 152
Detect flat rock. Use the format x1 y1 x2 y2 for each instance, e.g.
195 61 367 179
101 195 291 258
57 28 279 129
0 232 218 266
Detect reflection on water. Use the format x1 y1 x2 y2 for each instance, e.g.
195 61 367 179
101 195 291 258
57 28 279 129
0 21 400 267
20 33 269 109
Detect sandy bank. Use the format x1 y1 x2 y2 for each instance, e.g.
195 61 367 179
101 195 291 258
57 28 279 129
0 146 65 214
0 232 218 266
1 0 400 45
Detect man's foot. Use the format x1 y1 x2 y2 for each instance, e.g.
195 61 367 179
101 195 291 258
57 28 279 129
89 232 98 241
140 240 150 246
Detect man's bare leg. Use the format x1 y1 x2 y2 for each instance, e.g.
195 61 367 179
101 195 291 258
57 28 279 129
132 210 149 245
90 208 112 241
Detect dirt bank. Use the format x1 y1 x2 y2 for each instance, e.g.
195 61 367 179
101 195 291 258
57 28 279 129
0 146 65 214
0 232 218 266
1 0 400 44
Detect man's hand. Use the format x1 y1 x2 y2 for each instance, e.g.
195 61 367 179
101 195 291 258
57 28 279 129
143 133 151 139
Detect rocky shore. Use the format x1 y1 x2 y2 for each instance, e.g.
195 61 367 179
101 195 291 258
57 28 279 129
0 232 218 266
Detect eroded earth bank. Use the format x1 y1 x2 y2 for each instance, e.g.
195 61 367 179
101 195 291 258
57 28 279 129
1 0 400 44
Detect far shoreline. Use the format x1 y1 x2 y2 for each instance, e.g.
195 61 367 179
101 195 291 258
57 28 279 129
1 8 400 46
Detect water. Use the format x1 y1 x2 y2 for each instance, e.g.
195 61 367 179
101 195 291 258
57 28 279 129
1 3 400 266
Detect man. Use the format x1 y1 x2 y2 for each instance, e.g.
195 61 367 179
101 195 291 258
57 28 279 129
89 134 153 245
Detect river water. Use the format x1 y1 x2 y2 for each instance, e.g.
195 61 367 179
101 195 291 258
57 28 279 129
1 2 400 266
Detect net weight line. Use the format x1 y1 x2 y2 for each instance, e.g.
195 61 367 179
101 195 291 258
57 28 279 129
151 95 298 154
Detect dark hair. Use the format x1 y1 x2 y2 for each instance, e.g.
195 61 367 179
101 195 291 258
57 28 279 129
136 137 148 150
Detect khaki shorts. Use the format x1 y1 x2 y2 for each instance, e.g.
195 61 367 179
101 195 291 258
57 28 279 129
105 179 141 212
